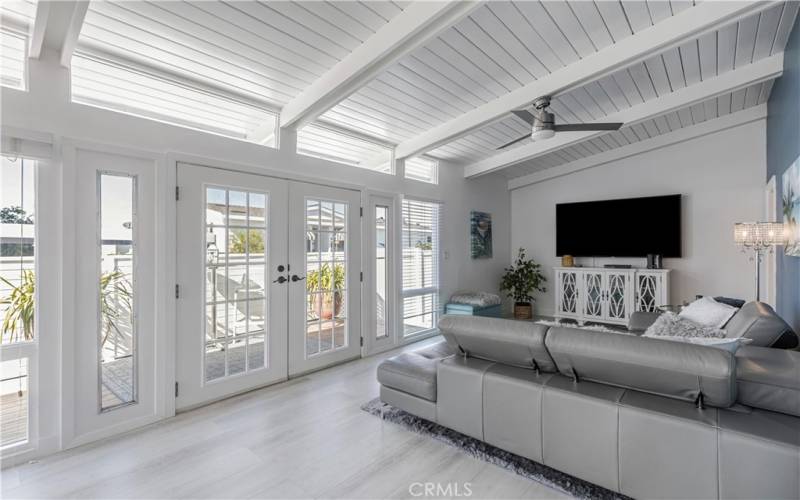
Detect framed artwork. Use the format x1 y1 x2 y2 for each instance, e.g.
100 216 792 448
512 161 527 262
783 158 800 257
470 210 492 259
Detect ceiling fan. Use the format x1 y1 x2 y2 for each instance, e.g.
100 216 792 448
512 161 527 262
497 96 623 150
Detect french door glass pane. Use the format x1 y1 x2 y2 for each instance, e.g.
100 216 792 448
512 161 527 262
99 173 137 411
305 199 348 357
375 205 388 339
204 187 268 382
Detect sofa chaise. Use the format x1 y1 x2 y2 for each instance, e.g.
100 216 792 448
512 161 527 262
376 302 800 499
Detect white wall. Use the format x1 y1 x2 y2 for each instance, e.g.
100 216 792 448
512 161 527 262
511 119 767 316
0 50 511 460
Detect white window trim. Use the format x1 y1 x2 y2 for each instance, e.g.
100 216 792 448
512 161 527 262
400 197 443 339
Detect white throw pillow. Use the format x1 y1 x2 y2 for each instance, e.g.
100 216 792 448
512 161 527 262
644 312 726 339
652 335 753 353
679 296 738 328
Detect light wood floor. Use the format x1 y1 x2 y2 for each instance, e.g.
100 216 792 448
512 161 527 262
1 338 569 499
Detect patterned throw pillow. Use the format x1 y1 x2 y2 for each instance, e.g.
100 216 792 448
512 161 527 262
644 312 726 339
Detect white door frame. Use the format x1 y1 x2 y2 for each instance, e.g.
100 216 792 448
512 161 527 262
175 163 290 411
65 141 166 449
287 182 363 376
363 194 399 356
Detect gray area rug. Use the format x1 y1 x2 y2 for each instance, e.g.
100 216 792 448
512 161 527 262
361 398 629 500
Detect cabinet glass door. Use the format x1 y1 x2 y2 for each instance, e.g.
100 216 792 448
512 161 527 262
604 272 630 321
582 272 604 320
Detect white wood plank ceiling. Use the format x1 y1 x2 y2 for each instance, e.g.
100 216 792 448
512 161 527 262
77 1 408 107
47 1 799 179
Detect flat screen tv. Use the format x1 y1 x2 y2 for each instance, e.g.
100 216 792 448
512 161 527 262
556 194 681 257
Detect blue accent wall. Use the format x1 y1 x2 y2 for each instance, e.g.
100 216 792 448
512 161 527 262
767 15 800 332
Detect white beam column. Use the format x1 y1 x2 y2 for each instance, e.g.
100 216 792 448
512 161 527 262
28 0 50 59
394 1 780 160
465 52 783 178
278 1 482 130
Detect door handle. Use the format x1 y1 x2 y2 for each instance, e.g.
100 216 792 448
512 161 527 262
273 276 288 284
291 275 306 282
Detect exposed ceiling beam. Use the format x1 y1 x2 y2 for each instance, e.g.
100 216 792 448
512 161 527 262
58 0 89 67
27 0 89 66
394 1 780 160
507 104 768 190
464 52 783 178
28 0 50 59
278 1 482 130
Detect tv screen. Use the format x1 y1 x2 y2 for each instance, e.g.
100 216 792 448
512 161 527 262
556 194 681 257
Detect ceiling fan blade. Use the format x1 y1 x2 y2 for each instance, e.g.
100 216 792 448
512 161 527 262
496 134 531 150
553 123 623 132
511 109 536 126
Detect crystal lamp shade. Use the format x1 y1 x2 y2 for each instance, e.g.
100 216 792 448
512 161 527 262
734 222 788 249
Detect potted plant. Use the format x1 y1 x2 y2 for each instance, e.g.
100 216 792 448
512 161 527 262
500 248 547 319
306 263 345 319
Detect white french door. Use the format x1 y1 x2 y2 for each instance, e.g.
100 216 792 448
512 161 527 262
288 182 361 376
176 164 289 410
176 164 361 409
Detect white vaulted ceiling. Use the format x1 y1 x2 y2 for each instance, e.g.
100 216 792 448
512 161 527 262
77 1 409 106
19 0 798 181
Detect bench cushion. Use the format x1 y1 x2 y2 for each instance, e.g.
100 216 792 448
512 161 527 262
377 352 438 401
545 327 737 407
736 346 800 417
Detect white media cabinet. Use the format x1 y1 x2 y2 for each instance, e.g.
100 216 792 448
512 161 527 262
554 267 670 326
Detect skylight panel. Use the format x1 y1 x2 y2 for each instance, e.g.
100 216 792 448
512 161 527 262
70 53 278 146
405 157 439 184
297 123 393 174
0 29 27 90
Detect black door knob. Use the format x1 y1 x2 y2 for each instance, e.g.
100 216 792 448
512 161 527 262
277 264 285 272
291 275 306 282
273 276 288 284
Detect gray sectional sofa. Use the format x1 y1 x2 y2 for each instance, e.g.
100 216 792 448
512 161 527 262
376 302 800 499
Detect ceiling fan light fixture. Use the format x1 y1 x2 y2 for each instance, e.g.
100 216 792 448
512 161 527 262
531 127 555 141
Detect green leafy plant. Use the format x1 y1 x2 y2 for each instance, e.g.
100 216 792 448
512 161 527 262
0 270 132 344
0 206 33 224
229 230 265 254
306 263 345 319
499 248 547 305
100 270 133 347
0 271 35 343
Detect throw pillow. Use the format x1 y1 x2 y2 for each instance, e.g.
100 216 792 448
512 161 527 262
679 296 738 328
644 311 726 339
650 335 753 354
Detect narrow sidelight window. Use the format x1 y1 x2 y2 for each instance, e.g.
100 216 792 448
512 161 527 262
99 173 137 411
375 205 389 339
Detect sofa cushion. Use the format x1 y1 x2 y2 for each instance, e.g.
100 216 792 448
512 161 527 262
377 352 438 402
438 315 556 372
735 346 800 417
724 302 796 347
545 327 737 407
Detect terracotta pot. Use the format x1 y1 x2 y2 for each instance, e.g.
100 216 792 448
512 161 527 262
514 302 532 320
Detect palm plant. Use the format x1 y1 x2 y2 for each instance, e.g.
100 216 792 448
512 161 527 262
100 270 133 347
0 271 35 343
0 270 132 345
